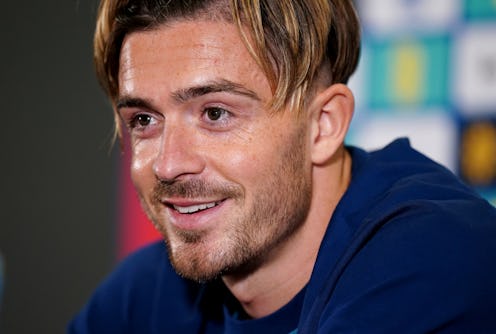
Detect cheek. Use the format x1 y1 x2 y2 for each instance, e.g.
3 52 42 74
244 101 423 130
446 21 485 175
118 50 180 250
130 140 159 190
214 134 282 187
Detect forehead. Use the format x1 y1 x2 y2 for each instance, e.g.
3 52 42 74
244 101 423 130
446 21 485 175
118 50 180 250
118 20 271 102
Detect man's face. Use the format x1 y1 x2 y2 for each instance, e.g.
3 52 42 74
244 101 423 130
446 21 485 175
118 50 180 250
118 20 313 281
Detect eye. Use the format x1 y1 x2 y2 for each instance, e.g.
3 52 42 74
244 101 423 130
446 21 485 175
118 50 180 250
119 108 161 139
205 107 226 121
130 114 152 129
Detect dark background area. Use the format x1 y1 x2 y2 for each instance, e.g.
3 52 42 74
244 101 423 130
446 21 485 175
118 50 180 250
0 1 117 333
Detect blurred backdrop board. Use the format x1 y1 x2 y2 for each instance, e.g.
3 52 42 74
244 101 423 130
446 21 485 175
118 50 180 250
0 1 116 333
348 0 496 206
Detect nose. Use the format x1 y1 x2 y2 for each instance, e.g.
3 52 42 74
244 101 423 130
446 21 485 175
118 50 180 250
152 123 205 182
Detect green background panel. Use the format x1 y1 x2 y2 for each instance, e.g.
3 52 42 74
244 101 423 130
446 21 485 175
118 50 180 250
464 0 496 20
367 36 450 110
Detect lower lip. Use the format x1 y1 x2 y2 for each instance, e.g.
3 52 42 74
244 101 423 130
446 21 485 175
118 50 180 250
165 200 227 231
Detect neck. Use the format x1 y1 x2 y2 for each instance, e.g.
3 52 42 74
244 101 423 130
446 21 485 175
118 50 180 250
222 146 352 318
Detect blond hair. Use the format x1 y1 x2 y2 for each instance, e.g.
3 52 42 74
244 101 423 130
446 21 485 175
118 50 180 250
94 0 360 114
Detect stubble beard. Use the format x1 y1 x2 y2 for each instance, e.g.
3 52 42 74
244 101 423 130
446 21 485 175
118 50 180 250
142 125 312 282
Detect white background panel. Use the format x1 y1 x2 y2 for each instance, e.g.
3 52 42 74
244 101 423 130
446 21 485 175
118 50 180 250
453 24 496 114
358 0 461 34
350 111 457 171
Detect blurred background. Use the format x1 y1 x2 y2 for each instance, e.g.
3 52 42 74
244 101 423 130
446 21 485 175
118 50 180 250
0 0 495 333
0 1 116 333
348 0 496 207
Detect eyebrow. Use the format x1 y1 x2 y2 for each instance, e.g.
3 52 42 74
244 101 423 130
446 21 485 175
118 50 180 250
172 79 261 103
116 97 155 111
116 79 261 112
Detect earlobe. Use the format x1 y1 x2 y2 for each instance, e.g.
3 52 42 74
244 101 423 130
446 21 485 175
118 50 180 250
310 84 354 165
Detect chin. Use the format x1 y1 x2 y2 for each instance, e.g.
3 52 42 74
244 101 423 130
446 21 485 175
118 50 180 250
164 233 260 282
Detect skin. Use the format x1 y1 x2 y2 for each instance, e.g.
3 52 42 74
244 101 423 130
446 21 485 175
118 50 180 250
117 19 354 318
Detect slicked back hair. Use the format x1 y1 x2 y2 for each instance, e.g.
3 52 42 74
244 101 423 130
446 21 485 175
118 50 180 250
94 0 360 116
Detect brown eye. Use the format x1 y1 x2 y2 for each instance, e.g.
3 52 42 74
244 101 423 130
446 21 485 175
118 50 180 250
205 107 224 121
132 114 151 128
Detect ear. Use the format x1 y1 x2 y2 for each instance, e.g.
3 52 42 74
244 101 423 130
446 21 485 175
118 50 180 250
309 83 354 165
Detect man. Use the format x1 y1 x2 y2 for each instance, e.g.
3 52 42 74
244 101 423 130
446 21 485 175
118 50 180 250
70 0 496 332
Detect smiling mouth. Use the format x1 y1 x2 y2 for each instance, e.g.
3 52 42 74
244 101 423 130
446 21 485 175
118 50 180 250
171 201 223 214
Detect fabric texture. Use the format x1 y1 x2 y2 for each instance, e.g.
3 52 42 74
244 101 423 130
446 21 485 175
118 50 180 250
69 139 496 333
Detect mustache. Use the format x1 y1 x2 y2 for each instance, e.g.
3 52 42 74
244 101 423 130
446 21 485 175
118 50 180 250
152 178 242 201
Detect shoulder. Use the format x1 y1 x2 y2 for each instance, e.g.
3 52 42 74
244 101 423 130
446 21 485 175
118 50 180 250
346 199 496 291
340 138 496 287
303 139 496 333
329 204 496 331
317 192 496 333
343 138 495 238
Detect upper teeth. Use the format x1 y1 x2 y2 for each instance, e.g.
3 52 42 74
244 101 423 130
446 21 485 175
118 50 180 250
173 201 218 214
